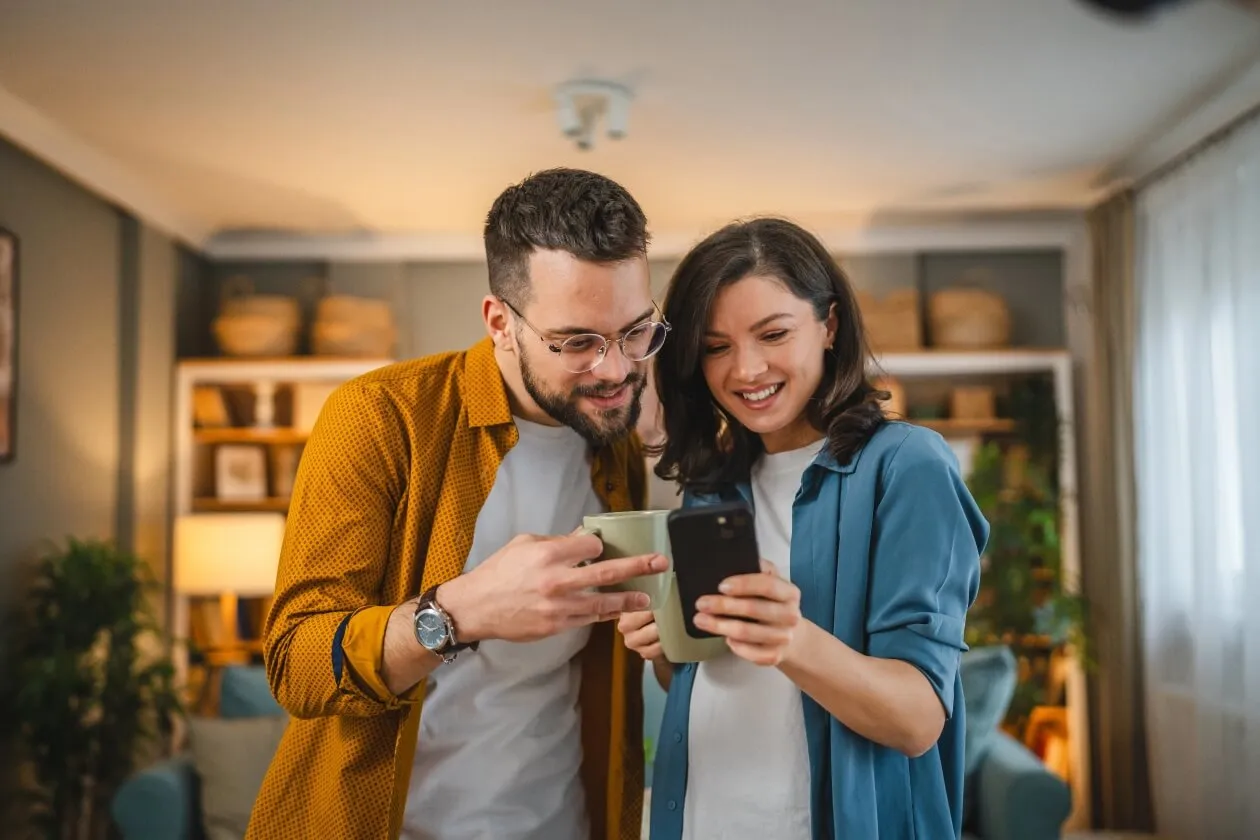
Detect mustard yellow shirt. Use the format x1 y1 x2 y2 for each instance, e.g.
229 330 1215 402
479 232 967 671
248 337 647 840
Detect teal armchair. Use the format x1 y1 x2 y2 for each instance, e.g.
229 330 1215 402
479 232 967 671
111 666 284 840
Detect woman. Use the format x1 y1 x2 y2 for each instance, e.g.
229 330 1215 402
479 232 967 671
620 218 987 840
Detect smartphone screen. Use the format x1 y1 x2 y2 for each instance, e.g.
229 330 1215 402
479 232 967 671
667 502 762 639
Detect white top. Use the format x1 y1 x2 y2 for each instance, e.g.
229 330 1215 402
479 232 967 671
402 417 605 840
682 440 821 840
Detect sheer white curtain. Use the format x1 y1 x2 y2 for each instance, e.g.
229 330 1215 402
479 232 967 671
1134 111 1260 840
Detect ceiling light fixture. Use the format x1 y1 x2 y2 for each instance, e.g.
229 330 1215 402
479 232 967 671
553 79 633 151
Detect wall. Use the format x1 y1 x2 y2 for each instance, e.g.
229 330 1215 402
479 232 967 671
0 137 122 601
0 136 180 613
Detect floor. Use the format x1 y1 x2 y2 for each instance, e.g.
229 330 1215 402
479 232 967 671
1064 833 1174 839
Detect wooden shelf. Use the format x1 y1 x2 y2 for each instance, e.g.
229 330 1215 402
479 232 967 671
874 348 1070 377
912 417 1016 436
194 427 309 445
192 496 290 512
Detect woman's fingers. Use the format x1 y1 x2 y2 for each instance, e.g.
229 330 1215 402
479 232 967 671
693 612 794 645
616 609 656 634
617 609 661 659
696 593 799 628
717 572 800 605
634 642 663 661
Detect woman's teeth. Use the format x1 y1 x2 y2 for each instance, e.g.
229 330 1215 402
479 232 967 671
740 384 780 402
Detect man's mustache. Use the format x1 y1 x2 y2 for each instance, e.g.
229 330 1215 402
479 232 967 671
571 372 644 398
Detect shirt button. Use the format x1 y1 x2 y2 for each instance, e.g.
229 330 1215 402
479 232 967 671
667 800 678 811
673 731 682 743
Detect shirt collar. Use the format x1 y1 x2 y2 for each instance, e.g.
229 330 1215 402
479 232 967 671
465 337 514 429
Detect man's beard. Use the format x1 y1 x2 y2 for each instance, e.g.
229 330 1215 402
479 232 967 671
518 349 645 447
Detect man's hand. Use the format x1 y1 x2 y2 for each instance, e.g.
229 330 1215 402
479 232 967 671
438 532 668 644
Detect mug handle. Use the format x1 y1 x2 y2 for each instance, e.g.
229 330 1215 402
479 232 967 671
574 526 603 567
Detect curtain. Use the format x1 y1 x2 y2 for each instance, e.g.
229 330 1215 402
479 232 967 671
1084 190 1154 831
1134 110 1260 840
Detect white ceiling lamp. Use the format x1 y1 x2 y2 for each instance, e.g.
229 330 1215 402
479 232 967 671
553 79 633 151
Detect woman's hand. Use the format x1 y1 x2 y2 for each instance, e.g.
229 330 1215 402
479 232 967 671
618 609 675 689
617 609 662 661
694 560 802 666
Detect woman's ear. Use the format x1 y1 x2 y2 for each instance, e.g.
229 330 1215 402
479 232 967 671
825 302 839 349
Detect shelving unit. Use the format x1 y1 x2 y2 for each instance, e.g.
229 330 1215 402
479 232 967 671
171 355 393 703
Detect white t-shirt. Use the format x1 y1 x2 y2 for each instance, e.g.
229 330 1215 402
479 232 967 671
681 440 821 840
402 417 605 840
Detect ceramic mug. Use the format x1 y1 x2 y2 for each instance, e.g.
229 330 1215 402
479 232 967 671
581 510 727 663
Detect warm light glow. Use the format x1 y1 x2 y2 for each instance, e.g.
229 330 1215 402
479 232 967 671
173 513 285 595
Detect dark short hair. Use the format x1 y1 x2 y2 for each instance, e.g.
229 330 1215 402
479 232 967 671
484 168 650 305
653 217 887 493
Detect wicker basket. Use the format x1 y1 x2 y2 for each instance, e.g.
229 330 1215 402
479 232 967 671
310 295 396 358
857 289 922 352
928 287 1010 349
212 277 301 357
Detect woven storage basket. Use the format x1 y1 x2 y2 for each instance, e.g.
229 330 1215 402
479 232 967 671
310 295 397 357
856 289 922 352
928 287 1010 349
212 277 301 357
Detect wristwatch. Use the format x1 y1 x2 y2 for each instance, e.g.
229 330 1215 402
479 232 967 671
413 585 478 664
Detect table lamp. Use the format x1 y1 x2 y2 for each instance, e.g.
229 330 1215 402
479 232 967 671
174 512 286 648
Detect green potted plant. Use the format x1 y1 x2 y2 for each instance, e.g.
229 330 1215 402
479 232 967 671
2 538 183 840
963 376 1089 732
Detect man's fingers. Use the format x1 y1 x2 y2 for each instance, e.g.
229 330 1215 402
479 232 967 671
559 590 650 621
565 552 667 589
541 532 605 566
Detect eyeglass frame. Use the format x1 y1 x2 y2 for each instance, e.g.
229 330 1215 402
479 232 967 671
499 297 672 373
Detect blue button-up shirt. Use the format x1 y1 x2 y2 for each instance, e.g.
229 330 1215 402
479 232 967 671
649 422 987 840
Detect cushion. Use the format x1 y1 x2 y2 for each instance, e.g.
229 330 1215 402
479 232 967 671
219 665 284 719
187 714 289 840
959 645 1018 777
959 645 1018 830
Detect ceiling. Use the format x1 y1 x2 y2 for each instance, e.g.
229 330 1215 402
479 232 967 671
1 0 1259 254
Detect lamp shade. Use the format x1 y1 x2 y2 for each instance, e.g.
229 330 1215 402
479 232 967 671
174 512 286 596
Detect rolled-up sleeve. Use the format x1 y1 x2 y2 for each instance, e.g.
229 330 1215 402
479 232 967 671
866 430 987 718
263 380 419 718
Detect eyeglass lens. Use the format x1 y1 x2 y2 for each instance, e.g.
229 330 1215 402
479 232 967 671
557 321 668 372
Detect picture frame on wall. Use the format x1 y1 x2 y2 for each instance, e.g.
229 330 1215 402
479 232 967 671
0 227 17 464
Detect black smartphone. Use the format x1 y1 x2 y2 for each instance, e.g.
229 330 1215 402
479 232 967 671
667 501 762 639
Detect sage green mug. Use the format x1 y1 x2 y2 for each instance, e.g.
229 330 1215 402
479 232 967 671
581 510 727 663
580 510 672 608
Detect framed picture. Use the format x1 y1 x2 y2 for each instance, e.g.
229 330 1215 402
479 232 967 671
0 228 16 464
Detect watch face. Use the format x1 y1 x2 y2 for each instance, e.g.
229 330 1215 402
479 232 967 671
415 608 449 650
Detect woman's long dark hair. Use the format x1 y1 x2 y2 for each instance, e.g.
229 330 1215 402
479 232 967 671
652 217 887 493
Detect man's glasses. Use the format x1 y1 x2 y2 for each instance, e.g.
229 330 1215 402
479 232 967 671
502 299 672 374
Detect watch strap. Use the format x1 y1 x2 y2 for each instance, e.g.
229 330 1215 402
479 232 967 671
418 585 478 656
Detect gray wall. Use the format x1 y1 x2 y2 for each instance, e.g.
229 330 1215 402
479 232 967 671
0 138 122 601
0 137 179 613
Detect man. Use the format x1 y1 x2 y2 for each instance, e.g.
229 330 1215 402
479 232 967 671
248 168 670 840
